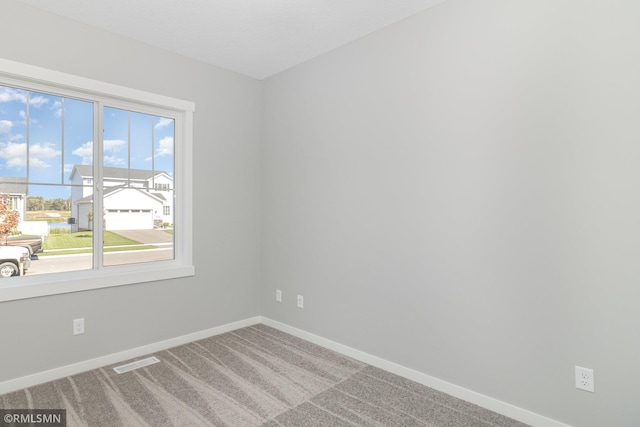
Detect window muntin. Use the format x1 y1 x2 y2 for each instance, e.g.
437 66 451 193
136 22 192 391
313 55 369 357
0 58 194 302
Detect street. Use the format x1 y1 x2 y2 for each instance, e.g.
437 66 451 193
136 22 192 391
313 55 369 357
27 247 174 275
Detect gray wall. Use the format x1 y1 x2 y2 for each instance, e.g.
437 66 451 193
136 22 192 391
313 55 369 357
261 1 640 426
0 1 262 380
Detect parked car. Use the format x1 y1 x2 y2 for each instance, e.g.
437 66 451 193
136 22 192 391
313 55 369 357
0 246 31 277
5 235 43 255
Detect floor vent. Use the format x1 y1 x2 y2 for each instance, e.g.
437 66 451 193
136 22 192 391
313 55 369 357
113 356 160 374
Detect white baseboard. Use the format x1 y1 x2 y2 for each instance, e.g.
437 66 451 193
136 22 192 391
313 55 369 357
261 317 570 427
1 315 569 427
0 316 261 395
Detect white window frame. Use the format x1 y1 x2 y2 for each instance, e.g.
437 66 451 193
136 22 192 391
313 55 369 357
0 58 195 302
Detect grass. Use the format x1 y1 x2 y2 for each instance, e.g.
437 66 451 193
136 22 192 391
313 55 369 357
44 231 140 250
39 245 158 256
40 231 157 256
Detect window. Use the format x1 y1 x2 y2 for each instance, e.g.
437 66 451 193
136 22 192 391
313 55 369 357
0 58 194 302
8 196 20 212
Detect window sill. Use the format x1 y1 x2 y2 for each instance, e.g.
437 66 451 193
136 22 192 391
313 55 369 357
0 264 195 302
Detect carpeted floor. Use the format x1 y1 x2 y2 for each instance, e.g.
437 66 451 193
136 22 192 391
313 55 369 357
1 324 529 426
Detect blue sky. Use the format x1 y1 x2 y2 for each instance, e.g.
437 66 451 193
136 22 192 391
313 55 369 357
0 85 174 200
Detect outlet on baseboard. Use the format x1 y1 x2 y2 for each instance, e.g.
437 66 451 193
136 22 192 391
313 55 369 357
276 289 282 302
575 366 594 392
297 295 304 309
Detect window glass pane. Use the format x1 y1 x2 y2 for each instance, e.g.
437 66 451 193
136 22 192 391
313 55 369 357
130 111 152 171
102 108 174 267
28 91 62 184
0 85 99 279
0 85 28 180
154 116 174 231
154 116 174 179
103 107 128 170
64 98 94 184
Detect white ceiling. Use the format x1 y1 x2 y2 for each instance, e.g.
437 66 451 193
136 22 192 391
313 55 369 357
15 0 448 80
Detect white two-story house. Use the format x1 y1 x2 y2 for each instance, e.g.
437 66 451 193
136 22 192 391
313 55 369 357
69 165 173 231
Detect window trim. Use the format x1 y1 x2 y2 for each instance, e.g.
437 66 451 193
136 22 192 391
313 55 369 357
0 58 195 303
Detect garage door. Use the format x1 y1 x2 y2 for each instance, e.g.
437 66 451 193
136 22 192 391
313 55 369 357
105 209 153 230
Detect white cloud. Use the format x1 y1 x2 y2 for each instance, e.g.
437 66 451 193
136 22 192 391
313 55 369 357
73 139 127 165
156 136 173 157
0 142 26 168
154 117 173 129
146 136 174 161
0 141 61 169
72 141 93 164
0 120 12 134
29 96 49 108
52 101 62 118
0 87 27 104
30 142 61 165
28 157 50 169
104 139 126 166
17 110 32 125
104 155 126 166
104 139 126 152
0 87 49 108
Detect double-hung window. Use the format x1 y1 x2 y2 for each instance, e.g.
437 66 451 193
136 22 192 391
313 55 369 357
0 58 194 302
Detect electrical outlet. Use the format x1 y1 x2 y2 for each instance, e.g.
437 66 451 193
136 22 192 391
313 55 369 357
297 295 304 309
276 289 282 302
73 318 85 335
575 366 594 392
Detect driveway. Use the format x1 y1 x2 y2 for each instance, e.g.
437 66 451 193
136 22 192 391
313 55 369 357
113 229 174 244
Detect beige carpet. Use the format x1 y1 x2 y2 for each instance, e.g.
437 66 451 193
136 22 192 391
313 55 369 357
1 324 529 426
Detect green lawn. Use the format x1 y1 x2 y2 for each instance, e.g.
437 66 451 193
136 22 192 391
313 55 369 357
39 231 160 256
44 231 139 250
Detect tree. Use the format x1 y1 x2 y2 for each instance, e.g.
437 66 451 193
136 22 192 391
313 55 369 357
0 194 20 244
27 196 45 211
45 198 69 211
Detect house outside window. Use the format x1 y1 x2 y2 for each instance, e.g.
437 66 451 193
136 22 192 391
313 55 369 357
69 165 174 233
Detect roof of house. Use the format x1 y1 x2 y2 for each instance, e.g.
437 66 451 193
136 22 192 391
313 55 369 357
76 187 166 204
71 165 171 181
0 177 28 194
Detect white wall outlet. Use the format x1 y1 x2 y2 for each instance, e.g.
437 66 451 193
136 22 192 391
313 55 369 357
575 366 594 392
73 318 85 335
276 289 282 302
297 295 304 309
